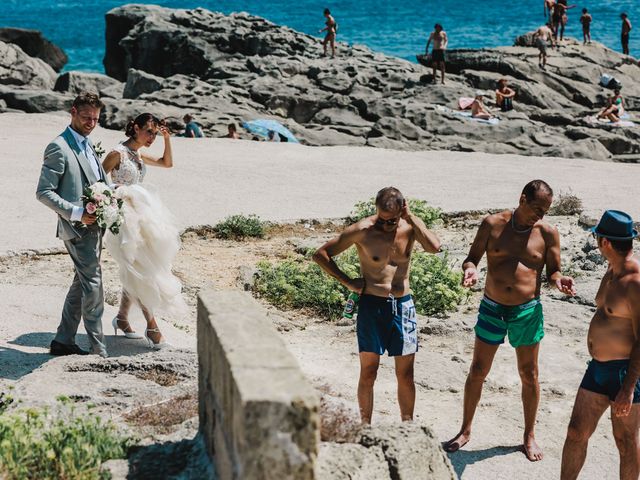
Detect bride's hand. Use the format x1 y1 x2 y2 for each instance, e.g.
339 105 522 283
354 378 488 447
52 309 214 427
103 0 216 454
159 125 171 139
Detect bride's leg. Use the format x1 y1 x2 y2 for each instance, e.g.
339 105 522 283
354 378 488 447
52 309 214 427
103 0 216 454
115 290 137 333
141 302 165 344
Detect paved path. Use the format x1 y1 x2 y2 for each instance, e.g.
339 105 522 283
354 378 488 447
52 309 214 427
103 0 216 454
2 112 638 256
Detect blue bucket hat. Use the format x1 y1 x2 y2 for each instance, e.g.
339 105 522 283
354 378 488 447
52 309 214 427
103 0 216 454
591 210 638 240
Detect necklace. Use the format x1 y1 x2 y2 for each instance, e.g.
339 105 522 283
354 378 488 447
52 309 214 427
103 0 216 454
511 210 532 234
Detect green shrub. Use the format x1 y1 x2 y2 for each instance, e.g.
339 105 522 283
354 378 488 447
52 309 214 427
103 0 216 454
254 248 467 318
214 214 265 240
349 198 442 227
0 399 132 480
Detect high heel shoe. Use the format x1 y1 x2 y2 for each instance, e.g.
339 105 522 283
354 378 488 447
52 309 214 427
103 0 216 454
144 328 170 350
112 317 143 339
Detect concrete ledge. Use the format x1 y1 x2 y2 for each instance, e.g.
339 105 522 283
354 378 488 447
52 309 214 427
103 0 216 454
198 290 320 480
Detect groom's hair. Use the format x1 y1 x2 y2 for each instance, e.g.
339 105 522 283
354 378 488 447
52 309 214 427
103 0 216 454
72 92 104 110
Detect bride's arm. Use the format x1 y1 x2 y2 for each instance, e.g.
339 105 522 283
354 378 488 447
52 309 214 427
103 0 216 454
102 150 121 174
141 125 173 168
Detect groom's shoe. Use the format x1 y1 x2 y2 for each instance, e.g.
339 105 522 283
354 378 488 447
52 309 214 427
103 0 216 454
49 340 89 356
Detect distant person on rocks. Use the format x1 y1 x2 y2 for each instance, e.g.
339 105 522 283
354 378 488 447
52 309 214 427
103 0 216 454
313 187 441 424
182 114 203 138
226 123 240 139
495 79 516 112
444 180 576 462
544 0 555 20
560 210 640 480
552 0 576 41
597 88 625 122
580 8 592 44
471 92 494 119
36 92 108 358
534 23 556 69
319 8 337 58
426 24 448 84
621 13 632 55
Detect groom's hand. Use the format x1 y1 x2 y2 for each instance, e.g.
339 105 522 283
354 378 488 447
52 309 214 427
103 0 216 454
81 211 97 225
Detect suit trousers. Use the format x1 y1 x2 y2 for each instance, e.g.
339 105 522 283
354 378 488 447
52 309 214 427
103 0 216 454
56 226 107 354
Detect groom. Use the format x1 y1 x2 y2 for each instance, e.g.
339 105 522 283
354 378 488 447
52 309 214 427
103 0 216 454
36 92 108 357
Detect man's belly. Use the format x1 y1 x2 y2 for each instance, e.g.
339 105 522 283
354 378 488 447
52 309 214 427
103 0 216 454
588 315 635 361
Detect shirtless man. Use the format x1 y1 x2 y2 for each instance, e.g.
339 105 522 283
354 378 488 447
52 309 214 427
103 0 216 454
580 8 592 45
534 24 556 69
313 187 441 423
444 180 576 461
621 13 632 56
561 210 640 480
426 24 448 84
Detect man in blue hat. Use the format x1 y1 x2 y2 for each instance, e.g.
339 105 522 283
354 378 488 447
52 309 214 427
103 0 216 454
561 210 640 480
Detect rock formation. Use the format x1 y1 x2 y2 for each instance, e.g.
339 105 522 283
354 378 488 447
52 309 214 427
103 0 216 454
0 4 638 161
0 28 67 71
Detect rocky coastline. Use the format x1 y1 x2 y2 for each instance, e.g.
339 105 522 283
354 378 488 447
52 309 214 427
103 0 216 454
0 3 639 160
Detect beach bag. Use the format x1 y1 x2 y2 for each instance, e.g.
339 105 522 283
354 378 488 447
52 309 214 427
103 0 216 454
599 74 622 89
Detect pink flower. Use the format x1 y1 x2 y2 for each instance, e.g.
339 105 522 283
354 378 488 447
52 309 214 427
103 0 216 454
94 194 106 204
86 202 97 214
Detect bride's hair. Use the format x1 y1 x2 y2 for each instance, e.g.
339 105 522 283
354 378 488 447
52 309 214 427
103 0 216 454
125 113 162 138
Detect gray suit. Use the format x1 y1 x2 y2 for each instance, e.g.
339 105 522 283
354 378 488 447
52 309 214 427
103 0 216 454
36 127 108 355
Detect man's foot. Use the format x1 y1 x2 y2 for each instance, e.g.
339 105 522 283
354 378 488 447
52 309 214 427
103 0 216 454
444 432 471 452
50 340 89 356
523 436 543 462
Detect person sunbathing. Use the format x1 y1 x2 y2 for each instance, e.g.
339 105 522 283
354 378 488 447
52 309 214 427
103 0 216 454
597 89 625 123
471 92 493 120
495 79 516 112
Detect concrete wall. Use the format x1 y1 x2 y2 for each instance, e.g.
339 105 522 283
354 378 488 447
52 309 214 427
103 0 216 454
198 290 320 480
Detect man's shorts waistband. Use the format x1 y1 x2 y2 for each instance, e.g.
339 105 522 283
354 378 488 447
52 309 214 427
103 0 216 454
482 295 541 310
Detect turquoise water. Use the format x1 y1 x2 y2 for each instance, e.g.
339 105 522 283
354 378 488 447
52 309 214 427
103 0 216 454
2 0 638 72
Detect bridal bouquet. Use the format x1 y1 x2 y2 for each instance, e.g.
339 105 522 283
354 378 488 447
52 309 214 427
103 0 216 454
81 182 124 234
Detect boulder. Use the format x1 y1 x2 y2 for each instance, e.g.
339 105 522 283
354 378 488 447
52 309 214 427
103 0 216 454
0 28 67 71
123 68 163 98
0 41 57 89
54 71 122 96
0 87 71 113
316 443 390 479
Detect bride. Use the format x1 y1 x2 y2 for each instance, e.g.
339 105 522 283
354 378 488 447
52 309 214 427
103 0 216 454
102 113 184 349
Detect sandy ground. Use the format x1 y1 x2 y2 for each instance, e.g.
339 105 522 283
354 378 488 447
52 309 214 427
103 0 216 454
2 112 639 256
1 111 639 479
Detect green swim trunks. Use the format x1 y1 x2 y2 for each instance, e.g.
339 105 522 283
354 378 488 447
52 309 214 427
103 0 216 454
474 296 544 348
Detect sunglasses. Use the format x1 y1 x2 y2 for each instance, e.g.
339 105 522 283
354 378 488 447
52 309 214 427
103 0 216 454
376 217 400 226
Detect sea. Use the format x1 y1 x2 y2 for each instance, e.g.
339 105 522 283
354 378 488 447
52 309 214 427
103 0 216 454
1 0 638 72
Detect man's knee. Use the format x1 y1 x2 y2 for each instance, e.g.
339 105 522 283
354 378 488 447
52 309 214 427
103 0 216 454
360 363 379 384
613 428 638 454
518 363 539 385
565 419 592 444
395 363 414 383
468 360 491 382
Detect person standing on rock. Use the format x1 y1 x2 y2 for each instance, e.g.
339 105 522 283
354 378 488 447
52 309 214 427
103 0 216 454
560 210 640 480
36 92 109 358
534 23 556 69
444 180 576 462
313 187 441 424
580 8 592 44
319 8 337 58
621 13 632 56
426 24 448 84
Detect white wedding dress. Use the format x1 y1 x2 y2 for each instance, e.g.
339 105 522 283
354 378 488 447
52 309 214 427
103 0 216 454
104 144 186 316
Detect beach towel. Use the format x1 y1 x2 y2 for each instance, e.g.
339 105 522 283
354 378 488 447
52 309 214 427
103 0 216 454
437 105 500 125
584 115 636 128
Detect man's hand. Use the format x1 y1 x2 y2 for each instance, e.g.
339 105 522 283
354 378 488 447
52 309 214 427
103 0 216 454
400 200 411 221
346 278 365 294
613 387 634 417
462 267 478 287
81 211 97 225
555 276 577 296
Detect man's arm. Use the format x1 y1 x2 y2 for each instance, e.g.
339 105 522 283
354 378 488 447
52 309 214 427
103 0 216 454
461 216 492 287
442 32 448 49
613 279 640 417
425 33 433 53
36 142 78 221
401 202 440 253
544 225 576 295
312 223 366 293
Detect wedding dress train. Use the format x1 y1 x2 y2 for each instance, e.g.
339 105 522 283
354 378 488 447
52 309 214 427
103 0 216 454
105 184 187 317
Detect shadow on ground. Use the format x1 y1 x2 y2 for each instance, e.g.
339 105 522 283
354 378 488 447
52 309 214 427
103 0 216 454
0 332 167 380
447 445 522 478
